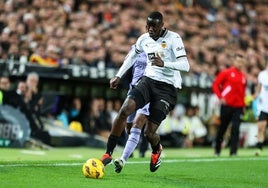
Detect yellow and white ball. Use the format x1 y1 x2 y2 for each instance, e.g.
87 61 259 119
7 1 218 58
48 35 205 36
82 158 105 179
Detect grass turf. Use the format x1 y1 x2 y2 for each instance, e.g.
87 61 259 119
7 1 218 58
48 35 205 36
0 147 267 188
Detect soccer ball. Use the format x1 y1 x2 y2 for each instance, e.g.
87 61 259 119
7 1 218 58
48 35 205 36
82 158 105 179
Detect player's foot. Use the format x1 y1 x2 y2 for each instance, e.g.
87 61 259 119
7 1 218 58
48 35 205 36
101 153 112 166
150 144 162 172
114 159 125 173
230 153 237 157
255 149 262 156
139 152 145 158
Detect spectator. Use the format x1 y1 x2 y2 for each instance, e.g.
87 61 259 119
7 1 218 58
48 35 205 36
82 98 111 139
0 74 50 145
159 104 207 148
68 97 83 123
182 105 208 148
16 80 27 97
26 72 43 115
24 72 51 145
0 75 11 91
29 45 63 67
0 0 266 81
57 96 83 128
1 78 28 114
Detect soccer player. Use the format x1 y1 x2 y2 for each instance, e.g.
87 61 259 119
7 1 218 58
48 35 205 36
212 54 247 156
101 11 190 172
113 46 150 173
124 46 149 157
254 61 268 156
124 45 148 135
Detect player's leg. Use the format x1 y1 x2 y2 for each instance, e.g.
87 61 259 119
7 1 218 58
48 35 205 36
139 127 149 157
229 107 243 156
101 97 136 165
146 80 177 172
117 112 136 150
125 94 137 134
255 120 266 156
102 82 149 166
121 114 147 158
125 113 137 158
255 111 268 156
144 120 162 172
214 105 232 156
114 108 148 173
145 100 171 172
138 104 150 158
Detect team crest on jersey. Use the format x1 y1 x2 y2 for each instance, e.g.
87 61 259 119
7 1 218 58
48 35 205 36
176 46 184 51
161 41 167 48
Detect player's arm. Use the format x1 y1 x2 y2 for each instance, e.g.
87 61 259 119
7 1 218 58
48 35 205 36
151 54 189 72
163 55 189 72
164 34 189 72
253 83 261 99
110 47 138 89
116 47 138 78
212 72 225 100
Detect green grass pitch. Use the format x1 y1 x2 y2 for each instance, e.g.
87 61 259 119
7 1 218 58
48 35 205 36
0 147 267 188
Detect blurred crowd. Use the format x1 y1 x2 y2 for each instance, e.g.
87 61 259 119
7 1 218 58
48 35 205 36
0 72 124 146
0 0 268 84
1 0 268 147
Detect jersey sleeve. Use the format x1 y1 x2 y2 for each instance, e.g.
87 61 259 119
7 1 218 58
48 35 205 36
258 71 263 83
163 33 189 72
212 72 225 99
135 35 145 54
172 33 187 58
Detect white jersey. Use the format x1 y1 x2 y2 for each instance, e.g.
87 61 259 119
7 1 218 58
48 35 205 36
136 29 188 88
258 69 268 113
116 28 189 89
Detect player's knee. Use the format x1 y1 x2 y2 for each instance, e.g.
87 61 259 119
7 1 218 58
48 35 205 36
133 114 147 129
144 130 154 139
149 108 166 126
118 99 136 119
127 89 145 109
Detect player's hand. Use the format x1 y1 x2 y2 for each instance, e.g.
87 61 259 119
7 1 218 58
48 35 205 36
151 53 164 67
110 76 120 89
220 98 226 105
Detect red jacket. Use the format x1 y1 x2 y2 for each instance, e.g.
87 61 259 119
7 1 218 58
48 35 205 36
212 67 246 108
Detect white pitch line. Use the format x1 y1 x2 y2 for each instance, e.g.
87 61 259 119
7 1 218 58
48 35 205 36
129 157 268 164
0 163 82 167
0 157 267 168
20 150 46 156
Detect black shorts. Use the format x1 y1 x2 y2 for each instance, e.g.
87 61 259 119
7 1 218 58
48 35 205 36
258 111 268 121
127 76 177 125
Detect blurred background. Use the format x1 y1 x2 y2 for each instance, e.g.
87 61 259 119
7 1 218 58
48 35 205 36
0 0 266 150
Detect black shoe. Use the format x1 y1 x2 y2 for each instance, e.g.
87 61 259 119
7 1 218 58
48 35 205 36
139 152 145 158
114 159 124 173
